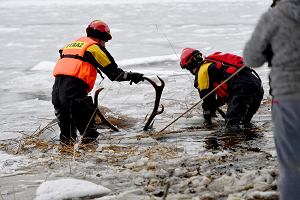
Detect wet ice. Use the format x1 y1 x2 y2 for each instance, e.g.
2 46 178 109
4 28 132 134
0 0 276 199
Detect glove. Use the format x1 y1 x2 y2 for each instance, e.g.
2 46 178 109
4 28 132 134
127 72 144 85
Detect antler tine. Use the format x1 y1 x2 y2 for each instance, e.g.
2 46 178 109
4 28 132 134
157 76 165 88
94 88 104 107
143 76 165 131
94 88 119 132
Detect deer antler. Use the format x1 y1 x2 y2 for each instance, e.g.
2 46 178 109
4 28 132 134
94 88 119 132
143 76 165 131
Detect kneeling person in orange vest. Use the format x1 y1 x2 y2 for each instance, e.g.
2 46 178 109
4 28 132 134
180 48 264 133
52 20 144 146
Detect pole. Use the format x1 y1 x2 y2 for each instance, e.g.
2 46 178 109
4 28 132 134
159 65 247 133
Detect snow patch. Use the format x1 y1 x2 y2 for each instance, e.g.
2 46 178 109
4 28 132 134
247 191 278 199
35 178 111 200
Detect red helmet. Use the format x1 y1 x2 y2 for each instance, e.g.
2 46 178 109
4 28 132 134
86 20 112 41
180 48 203 70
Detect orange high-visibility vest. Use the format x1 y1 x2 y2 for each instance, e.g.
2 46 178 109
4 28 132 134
53 37 98 92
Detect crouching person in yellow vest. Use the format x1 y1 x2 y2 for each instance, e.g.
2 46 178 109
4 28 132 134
52 20 144 146
179 48 264 133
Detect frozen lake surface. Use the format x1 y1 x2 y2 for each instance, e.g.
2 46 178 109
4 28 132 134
0 0 277 199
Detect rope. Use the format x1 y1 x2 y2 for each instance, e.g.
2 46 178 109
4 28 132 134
155 24 179 59
155 24 194 85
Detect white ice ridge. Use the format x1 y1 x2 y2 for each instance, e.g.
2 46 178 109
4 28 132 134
1 0 263 7
31 54 178 71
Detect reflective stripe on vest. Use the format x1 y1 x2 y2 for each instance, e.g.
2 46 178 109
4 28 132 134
53 37 98 92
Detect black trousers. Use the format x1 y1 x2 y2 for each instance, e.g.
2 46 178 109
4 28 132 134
52 75 99 145
225 68 264 127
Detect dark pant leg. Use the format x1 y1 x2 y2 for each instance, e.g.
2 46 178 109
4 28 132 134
54 108 77 145
226 93 262 127
226 68 264 127
52 75 99 144
70 96 99 144
226 94 248 127
243 91 263 124
52 77 77 145
242 72 264 125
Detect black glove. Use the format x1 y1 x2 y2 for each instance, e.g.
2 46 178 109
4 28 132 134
127 72 144 85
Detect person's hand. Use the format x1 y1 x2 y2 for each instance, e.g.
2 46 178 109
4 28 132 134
128 72 144 85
